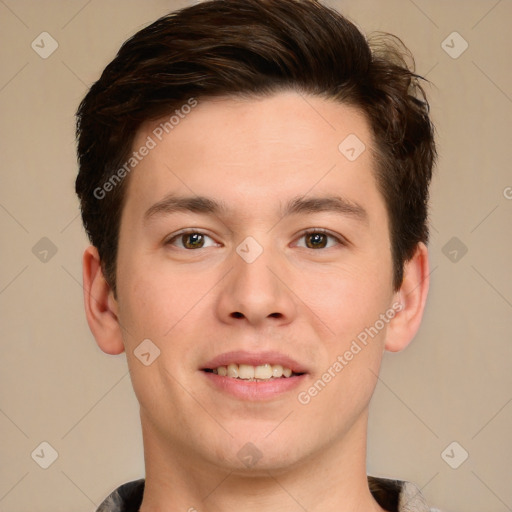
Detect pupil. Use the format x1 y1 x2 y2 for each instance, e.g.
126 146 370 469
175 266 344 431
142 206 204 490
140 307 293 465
307 233 326 248
184 233 204 248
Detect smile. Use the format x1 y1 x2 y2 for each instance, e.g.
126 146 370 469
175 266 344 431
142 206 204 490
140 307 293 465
203 363 302 381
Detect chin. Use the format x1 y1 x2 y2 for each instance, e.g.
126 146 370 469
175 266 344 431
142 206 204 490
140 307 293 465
207 430 309 474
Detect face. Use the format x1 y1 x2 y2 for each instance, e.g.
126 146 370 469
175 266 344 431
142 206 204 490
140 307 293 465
111 91 400 472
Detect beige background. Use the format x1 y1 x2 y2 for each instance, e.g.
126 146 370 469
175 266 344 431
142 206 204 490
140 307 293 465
1 1 511 511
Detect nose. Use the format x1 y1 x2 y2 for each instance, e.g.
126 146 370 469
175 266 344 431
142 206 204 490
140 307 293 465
214 243 297 327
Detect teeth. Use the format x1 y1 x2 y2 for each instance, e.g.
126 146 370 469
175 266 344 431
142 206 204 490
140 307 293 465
238 364 255 379
272 364 283 378
254 364 272 379
227 364 238 378
211 363 298 380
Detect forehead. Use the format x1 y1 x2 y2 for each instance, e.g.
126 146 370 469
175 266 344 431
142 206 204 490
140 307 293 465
124 91 383 222
138 91 373 162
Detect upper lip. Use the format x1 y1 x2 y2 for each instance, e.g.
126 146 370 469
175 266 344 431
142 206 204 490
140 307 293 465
201 350 308 374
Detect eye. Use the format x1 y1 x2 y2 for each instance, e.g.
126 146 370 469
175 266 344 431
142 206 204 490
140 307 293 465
165 230 219 249
295 229 343 249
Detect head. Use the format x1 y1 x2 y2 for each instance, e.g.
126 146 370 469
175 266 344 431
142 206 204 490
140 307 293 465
76 0 435 476
76 0 435 295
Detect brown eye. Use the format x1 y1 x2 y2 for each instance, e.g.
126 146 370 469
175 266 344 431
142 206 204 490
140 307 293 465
305 232 328 249
182 233 205 249
296 230 342 249
166 231 218 249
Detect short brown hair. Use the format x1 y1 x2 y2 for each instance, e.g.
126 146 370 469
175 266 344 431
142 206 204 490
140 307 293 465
75 0 436 293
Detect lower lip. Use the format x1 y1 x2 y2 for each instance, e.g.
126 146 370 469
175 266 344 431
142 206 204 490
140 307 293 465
201 371 307 401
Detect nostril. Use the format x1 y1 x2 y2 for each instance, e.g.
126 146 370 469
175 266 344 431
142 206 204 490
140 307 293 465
229 311 282 319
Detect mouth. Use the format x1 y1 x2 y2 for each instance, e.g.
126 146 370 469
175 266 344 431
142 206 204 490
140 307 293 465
200 351 308 400
202 363 304 381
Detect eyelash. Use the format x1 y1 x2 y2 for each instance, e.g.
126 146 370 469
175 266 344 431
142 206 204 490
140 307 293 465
164 228 346 250
165 230 219 250
296 228 346 249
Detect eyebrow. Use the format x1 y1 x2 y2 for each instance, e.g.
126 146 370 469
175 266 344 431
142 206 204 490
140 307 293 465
144 193 368 224
284 195 368 223
144 195 228 221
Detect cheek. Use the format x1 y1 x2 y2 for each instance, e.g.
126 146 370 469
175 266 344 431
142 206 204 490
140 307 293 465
297 272 391 420
115 270 196 408
297 260 393 339
115 259 177 343
115 255 218 359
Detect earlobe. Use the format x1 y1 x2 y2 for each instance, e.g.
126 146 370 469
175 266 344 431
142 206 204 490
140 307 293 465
82 246 125 355
385 243 430 353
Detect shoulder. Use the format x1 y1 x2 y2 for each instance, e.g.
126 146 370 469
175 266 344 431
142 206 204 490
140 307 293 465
368 475 441 512
95 479 145 512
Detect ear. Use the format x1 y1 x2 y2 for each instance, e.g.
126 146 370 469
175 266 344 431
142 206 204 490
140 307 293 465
385 242 429 352
82 246 125 355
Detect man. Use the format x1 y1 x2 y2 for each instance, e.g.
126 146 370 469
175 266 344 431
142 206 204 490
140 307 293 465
75 0 438 510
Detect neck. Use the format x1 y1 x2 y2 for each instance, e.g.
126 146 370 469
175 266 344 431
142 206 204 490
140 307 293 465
139 409 386 512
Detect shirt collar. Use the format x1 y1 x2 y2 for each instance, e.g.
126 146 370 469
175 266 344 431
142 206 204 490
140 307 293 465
96 476 433 512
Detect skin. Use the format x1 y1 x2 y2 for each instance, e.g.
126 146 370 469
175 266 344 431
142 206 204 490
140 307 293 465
83 91 429 512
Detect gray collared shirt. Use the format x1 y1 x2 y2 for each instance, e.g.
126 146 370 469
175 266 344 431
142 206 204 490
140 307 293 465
96 476 440 511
